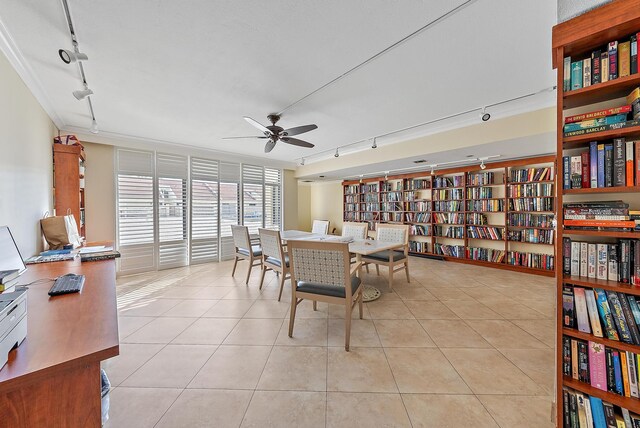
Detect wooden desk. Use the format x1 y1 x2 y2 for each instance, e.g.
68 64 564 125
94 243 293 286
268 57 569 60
0 257 119 427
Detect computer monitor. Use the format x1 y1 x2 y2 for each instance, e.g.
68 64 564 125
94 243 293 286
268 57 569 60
0 226 27 278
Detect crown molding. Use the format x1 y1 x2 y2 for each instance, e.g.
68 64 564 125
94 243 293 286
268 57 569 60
0 15 64 128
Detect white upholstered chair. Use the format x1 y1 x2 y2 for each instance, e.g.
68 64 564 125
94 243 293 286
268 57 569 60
258 228 290 301
231 225 262 284
311 219 330 235
361 223 410 290
341 222 368 240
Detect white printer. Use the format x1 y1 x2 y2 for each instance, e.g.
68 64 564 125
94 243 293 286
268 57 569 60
0 288 27 369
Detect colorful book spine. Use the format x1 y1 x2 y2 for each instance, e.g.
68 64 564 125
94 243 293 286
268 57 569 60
614 138 626 187
563 156 571 189
626 140 635 187
564 120 640 138
581 151 590 188
574 287 591 333
632 35 638 75
572 60 584 90
602 51 609 83
593 50 602 85
636 141 640 186
597 144 605 187
609 41 618 80
586 290 604 337
564 56 572 91
606 290 633 343
613 350 624 395
595 288 619 340
589 396 607 428
583 56 592 87
563 114 628 132
620 41 631 77
605 143 614 187
618 291 640 344
591 141 598 188
565 105 631 123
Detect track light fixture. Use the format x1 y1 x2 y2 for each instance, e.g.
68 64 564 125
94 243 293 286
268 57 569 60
90 119 98 134
385 171 389 180
480 107 491 122
301 157 305 166
58 49 88 64
480 160 486 170
73 88 93 100
372 137 377 149
334 148 339 158
359 175 363 184
430 166 435 176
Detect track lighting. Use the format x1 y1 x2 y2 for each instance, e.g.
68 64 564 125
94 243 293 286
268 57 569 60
480 160 486 170
301 157 305 166
372 137 377 149
385 171 389 180
90 119 98 134
480 107 491 122
334 148 339 158
73 88 93 100
430 166 435 176
359 175 363 184
58 49 88 64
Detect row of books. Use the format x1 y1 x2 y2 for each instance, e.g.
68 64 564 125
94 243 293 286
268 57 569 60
380 192 402 202
344 195 360 204
409 225 430 236
381 202 402 212
563 338 640 400
434 201 463 212
563 239 640 283
509 167 553 183
507 213 554 228
564 284 640 346
405 201 430 212
433 176 463 188
344 184 360 195
433 213 464 224
563 138 640 189
564 111 628 134
466 187 494 199
466 172 496 186
563 32 639 92
408 241 429 253
405 179 430 190
434 225 464 239
434 243 464 258
467 247 505 263
506 251 554 270
402 191 421 202
507 229 554 245
405 212 430 223
433 189 464 201
467 200 504 212
380 212 403 222
466 226 503 240
509 198 554 212
508 183 554 197
381 181 403 192
467 213 489 225
363 193 378 202
564 201 639 232
562 388 639 428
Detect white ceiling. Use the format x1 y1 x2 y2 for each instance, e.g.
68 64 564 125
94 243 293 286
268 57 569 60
0 0 557 164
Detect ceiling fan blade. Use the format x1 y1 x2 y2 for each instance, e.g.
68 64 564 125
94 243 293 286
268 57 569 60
280 137 314 148
264 140 277 153
221 136 268 140
281 124 318 137
244 117 272 135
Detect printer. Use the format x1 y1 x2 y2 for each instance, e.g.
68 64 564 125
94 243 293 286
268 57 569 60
0 287 27 369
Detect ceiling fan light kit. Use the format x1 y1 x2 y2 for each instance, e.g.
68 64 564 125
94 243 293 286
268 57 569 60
225 114 317 153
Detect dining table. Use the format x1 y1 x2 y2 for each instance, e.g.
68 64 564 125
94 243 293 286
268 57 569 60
280 230 404 301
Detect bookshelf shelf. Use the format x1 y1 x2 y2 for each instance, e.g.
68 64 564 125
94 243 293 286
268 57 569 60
562 229 640 238
563 125 640 145
563 185 640 194
562 275 640 296
562 376 640 411
563 72 640 109
563 328 640 354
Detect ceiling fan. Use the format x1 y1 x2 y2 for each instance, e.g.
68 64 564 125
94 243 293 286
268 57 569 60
223 114 317 153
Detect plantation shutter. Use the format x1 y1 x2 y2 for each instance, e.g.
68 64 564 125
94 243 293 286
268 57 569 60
190 157 219 263
265 168 282 230
242 164 264 235
219 161 241 260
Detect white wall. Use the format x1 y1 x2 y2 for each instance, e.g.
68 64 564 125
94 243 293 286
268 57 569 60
0 51 56 256
557 0 610 22
83 142 116 242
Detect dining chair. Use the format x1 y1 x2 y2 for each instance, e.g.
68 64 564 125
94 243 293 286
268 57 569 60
361 223 410 290
311 219 330 235
341 221 370 272
258 228 290 301
231 225 262 284
288 239 363 351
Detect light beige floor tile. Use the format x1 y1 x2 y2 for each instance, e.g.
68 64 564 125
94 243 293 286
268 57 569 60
512 319 555 347
480 300 547 320
160 299 219 317
500 348 555 393
223 318 282 345
277 318 328 346
290 300 329 319
241 390 326 428
119 298 183 317
257 346 327 391
327 347 397 393
156 389 252 428
374 319 435 347
404 301 459 319
402 394 499 428
102 343 164 386
393 285 438 301
366 300 415 319
467 320 547 349
190 286 237 299
328 302 371 319
442 348 544 395
117 316 154 339
171 318 239 345
153 286 209 299
326 392 411 428
328 319 381 347
442 300 503 319
122 344 216 388
478 395 555 428
518 298 555 318
428 287 476 301
244 299 291 318
220 286 264 299
105 387 182 428
122 317 197 344
385 348 471 393
188 345 271 389
419 319 492 348
202 299 254 318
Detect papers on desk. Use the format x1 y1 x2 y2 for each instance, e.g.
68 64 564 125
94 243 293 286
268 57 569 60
78 246 113 254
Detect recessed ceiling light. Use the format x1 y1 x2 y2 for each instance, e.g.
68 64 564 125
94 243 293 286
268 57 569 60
319 175 325 178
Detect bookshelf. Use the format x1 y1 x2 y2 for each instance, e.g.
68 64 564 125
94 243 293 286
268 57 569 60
342 155 555 277
53 143 86 238
553 2 640 424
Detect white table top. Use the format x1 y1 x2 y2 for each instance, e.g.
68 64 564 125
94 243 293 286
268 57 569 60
280 230 403 256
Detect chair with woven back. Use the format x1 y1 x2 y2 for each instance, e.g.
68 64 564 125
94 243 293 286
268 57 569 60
311 219 330 235
360 223 410 290
258 228 290 301
341 221 370 272
231 225 262 284
288 239 363 351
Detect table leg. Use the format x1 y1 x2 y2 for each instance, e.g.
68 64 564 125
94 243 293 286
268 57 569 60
357 253 381 302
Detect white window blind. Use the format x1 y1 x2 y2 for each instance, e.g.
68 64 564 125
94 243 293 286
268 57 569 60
156 153 189 269
190 157 219 264
219 161 241 260
265 168 282 230
116 149 156 274
242 164 264 235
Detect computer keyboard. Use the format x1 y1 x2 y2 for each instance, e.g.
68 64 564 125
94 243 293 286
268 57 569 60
48 274 85 296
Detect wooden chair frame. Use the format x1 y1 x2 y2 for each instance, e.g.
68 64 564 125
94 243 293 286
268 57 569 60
311 219 330 235
230 225 262 284
258 228 291 301
288 240 363 351
361 223 410 290
342 221 370 272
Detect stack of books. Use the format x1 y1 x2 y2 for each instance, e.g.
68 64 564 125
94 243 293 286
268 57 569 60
0 269 20 293
506 251 554 270
563 238 640 283
434 243 464 258
509 167 552 183
507 229 554 245
466 247 505 263
563 105 634 138
563 389 639 428
564 32 640 92
563 201 638 231
466 226 503 240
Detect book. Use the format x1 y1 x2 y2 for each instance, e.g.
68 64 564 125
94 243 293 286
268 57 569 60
598 144 606 187
564 56 572 91
589 396 607 428
576 392 588 427
572 339 579 379
602 51 609 83
589 243 597 278
0 269 19 285
563 286 576 328
563 114 628 132
597 243 608 279
635 240 640 285
586 290 604 337
595 288 620 340
609 41 618 80
563 155 571 189
614 138 626 186
571 241 581 276
622 408 633 428
621 351 631 397
606 347 617 393
565 105 632 123
603 401 616 427
621 240 631 283
627 351 639 397
564 120 640 138
574 287 591 333
593 50 602 85
564 220 635 228
571 155 582 188
563 337 572 375
563 237 572 275
582 151 591 188
633 35 638 75
605 143 614 187
584 397 594 428
627 140 635 186
584 56 592 87
591 141 599 188
636 141 640 186
607 290 633 344
620 41 631 77
580 242 588 277
613 350 624 394
619 291 640 344
608 244 619 282
572 60 584 90
628 295 640 325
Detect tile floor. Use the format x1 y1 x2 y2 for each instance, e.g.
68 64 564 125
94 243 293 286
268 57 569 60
104 257 556 428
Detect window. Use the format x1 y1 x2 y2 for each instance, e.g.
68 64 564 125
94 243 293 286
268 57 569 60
265 168 282 230
190 157 219 263
156 153 188 269
242 165 264 235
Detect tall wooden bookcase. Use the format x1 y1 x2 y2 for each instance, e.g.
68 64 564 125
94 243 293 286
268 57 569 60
53 143 86 238
342 155 556 277
553 1 640 424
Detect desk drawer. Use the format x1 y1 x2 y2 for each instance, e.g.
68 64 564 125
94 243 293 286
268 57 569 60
0 299 26 339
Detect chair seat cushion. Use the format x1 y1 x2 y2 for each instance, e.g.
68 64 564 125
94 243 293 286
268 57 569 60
238 245 262 257
265 254 289 268
362 250 405 262
296 276 361 298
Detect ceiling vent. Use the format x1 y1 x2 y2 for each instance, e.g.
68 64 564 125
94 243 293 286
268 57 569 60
413 159 428 164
